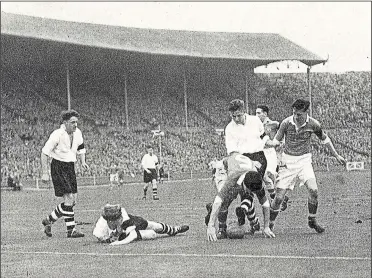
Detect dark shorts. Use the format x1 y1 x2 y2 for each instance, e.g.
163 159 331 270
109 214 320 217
242 151 267 179
119 214 148 241
143 169 157 183
51 159 77 197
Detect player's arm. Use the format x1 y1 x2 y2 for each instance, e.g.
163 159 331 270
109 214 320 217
225 125 239 155
141 156 151 173
314 122 346 166
93 217 114 243
206 195 223 242
77 132 89 170
110 227 138 245
40 131 59 181
265 120 285 148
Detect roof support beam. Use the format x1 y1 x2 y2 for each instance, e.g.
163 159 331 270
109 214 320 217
183 65 188 131
307 66 312 117
66 61 71 110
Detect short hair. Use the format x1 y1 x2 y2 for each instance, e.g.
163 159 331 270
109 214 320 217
61 109 79 121
257 105 269 114
146 145 153 149
228 99 244 112
101 204 122 221
292 99 310 112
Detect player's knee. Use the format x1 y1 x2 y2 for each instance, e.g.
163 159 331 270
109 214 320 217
308 188 318 199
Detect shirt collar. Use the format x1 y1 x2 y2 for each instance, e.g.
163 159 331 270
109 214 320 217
289 115 309 129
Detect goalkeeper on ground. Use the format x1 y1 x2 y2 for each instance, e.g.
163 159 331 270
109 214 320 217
93 204 189 246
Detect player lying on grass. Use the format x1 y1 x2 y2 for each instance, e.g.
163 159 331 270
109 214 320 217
206 153 275 241
93 204 189 246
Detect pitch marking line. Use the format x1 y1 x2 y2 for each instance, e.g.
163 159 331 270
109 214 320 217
2 251 370 261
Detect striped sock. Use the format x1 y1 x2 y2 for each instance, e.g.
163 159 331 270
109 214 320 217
158 223 176 236
152 187 158 198
242 198 258 223
48 203 63 223
61 204 76 233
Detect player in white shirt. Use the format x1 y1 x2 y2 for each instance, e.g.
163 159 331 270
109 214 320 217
41 110 89 238
141 145 159 200
256 105 289 211
93 204 189 245
206 100 274 241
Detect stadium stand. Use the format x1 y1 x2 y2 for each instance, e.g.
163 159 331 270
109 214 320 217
1 63 371 186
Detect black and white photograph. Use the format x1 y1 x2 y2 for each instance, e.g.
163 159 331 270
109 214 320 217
1 2 371 277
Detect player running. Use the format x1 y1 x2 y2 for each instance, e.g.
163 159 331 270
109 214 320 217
266 99 346 233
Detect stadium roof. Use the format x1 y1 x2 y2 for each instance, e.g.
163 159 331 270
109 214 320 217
1 12 326 68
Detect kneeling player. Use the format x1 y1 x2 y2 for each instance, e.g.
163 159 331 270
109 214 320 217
93 204 189 246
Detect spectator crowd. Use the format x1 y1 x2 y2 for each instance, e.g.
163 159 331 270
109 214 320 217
1 64 370 185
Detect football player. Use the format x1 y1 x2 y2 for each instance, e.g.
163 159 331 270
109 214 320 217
93 204 189 245
206 153 275 241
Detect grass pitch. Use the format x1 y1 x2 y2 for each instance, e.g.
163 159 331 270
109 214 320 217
1 171 371 278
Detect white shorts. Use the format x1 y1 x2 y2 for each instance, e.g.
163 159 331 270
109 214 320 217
275 153 316 191
263 148 278 190
264 148 278 174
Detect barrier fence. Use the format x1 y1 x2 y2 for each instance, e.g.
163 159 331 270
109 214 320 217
2 162 370 190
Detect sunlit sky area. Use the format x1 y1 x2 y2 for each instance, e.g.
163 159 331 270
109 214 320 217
2 2 371 73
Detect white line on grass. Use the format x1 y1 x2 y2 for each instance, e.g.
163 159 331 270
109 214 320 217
2 251 370 261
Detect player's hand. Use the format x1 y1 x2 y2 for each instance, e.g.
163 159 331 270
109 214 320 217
207 226 217 242
41 173 50 182
146 170 151 174
81 162 90 171
263 227 275 238
335 155 347 166
109 240 121 246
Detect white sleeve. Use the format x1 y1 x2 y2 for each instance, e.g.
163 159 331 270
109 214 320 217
225 125 236 155
42 130 60 156
93 217 112 242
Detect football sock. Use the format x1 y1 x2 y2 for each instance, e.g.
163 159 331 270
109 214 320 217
308 198 318 218
270 208 280 222
152 187 158 198
241 198 257 223
48 203 63 223
61 204 76 233
159 223 177 236
218 222 227 232
143 188 147 197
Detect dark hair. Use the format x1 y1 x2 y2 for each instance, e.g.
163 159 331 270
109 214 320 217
292 99 310 111
228 99 244 112
146 145 153 149
61 109 79 121
257 105 269 114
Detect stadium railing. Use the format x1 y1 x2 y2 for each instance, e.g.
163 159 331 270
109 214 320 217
2 162 369 190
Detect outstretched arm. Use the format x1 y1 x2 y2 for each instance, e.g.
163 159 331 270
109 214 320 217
206 196 222 242
110 230 138 246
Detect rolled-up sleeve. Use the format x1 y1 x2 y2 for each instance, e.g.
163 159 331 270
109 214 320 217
225 125 236 155
41 130 59 156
